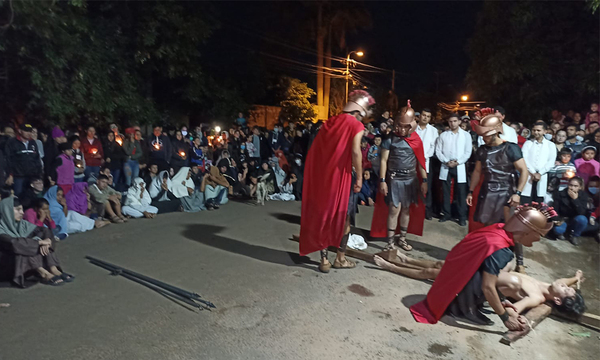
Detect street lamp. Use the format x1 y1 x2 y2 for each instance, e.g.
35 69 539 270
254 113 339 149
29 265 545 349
345 50 364 102
461 95 469 102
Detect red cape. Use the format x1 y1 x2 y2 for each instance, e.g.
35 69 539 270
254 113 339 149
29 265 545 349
370 131 426 237
410 224 515 324
299 113 365 256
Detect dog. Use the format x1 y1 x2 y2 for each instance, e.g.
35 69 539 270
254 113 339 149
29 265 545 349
256 172 272 206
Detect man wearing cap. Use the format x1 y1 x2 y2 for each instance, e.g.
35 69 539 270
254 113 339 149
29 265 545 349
415 108 439 220
371 102 428 251
410 203 556 329
4 123 43 196
476 106 518 146
521 121 557 204
466 109 529 272
299 90 374 273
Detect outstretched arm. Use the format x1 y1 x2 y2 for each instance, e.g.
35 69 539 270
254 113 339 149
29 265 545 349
557 270 583 287
511 295 546 314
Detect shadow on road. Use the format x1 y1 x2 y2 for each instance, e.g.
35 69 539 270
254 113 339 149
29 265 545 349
182 224 319 271
271 212 301 225
400 294 504 335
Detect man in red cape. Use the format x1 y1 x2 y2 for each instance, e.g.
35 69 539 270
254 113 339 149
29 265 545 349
370 102 427 251
410 203 556 331
299 90 375 273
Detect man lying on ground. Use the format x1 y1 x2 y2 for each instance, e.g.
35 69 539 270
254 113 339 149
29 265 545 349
374 251 586 318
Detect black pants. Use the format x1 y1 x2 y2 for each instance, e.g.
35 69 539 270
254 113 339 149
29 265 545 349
520 181 543 205
425 168 434 217
442 167 467 221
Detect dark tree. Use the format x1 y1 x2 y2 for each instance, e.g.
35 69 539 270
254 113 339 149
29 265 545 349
466 1 599 122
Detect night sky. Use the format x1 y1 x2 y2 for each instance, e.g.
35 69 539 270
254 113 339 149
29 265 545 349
211 1 483 103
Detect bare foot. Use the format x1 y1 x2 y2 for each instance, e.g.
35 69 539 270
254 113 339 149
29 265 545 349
374 255 395 271
394 249 410 263
49 266 62 277
95 220 110 228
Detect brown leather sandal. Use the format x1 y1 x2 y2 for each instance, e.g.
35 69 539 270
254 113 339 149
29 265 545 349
333 258 356 269
395 235 413 251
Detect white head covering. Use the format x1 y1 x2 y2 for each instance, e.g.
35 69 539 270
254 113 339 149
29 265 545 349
125 177 151 207
171 167 195 199
150 170 172 201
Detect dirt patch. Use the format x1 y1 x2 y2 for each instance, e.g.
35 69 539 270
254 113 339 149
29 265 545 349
392 326 413 334
348 284 374 297
428 343 453 357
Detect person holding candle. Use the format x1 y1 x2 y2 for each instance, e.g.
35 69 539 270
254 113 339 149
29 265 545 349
80 126 104 180
70 135 86 183
146 124 172 172
123 127 143 187
103 132 127 188
170 130 189 173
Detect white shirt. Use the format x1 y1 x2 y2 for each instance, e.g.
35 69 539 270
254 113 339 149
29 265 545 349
477 123 518 146
436 128 472 183
521 137 557 197
415 123 439 173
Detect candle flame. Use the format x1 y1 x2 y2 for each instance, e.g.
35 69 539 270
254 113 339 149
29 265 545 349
91 148 98 155
179 151 186 157
154 143 160 150
116 139 123 146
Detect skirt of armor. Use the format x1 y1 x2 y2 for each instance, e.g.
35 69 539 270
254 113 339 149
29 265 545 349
347 172 358 226
474 189 511 225
385 173 419 208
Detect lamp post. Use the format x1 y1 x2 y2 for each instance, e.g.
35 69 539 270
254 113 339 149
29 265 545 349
344 50 364 102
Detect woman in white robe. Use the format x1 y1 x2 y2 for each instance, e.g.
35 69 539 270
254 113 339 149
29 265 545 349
149 170 182 213
171 167 205 213
122 178 159 218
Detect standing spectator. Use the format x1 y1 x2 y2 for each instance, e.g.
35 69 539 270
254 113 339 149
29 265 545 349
552 177 590 246
44 126 66 175
31 127 44 166
135 129 149 176
584 102 599 128
50 142 75 195
368 135 382 176
585 121 599 142
246 134 258 161
103 132 127 187
235 112 247 128
80 126 104 180
70 136 86 183
564 124 585 157
574 146 600 186
170 130 189 173
146 124 172 171
269 124 285 153
521 121 557 204
360 137 371 170
435 114 472 226
415 108 439 219
357 169 375 206
4 124 42 196
253 126 270 160
123 128 142 187
190 137 208 171
554 129 567 152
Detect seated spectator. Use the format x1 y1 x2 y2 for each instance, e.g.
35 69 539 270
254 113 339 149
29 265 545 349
23 198 56 230
552 177 590 246
201 161 232 210
290 154 304 200
269 155 287 189
190 137 209 171
143 163 159 189
269 172 297 201
358 169 375 206
585 175 600 209
361 137 371 170
190 166 203 190
585 121 599 142
87 165 113 187
171 167 205 213
88 175 127 224
0 196 72 287
19 177 45 210
149 170 182 213
50 142 75 195
574 145 600 185
122 178 158 219
65 182 90 215
46 185 107 235
70 136 86 183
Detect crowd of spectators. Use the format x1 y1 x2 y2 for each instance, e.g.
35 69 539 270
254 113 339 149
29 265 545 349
0 101 598 287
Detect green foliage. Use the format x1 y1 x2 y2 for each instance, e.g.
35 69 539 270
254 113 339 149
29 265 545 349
590 0 599 13
466 1 599 123
278 76 316 123
0 0 248 126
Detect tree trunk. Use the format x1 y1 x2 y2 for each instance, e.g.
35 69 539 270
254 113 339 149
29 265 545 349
323 26 332 119
316 4 324 113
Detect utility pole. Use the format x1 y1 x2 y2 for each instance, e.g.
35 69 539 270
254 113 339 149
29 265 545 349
392 69 395 91
344 50 363 102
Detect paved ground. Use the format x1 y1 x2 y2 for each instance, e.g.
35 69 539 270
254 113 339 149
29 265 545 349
1 200 598 360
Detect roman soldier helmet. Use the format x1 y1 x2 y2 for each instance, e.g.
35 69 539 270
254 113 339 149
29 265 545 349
343 90 375 117
504 203 557 236
473 107 504 136
394 100 417 134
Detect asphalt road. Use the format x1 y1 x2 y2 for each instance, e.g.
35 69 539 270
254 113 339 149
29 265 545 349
1 200 598 360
